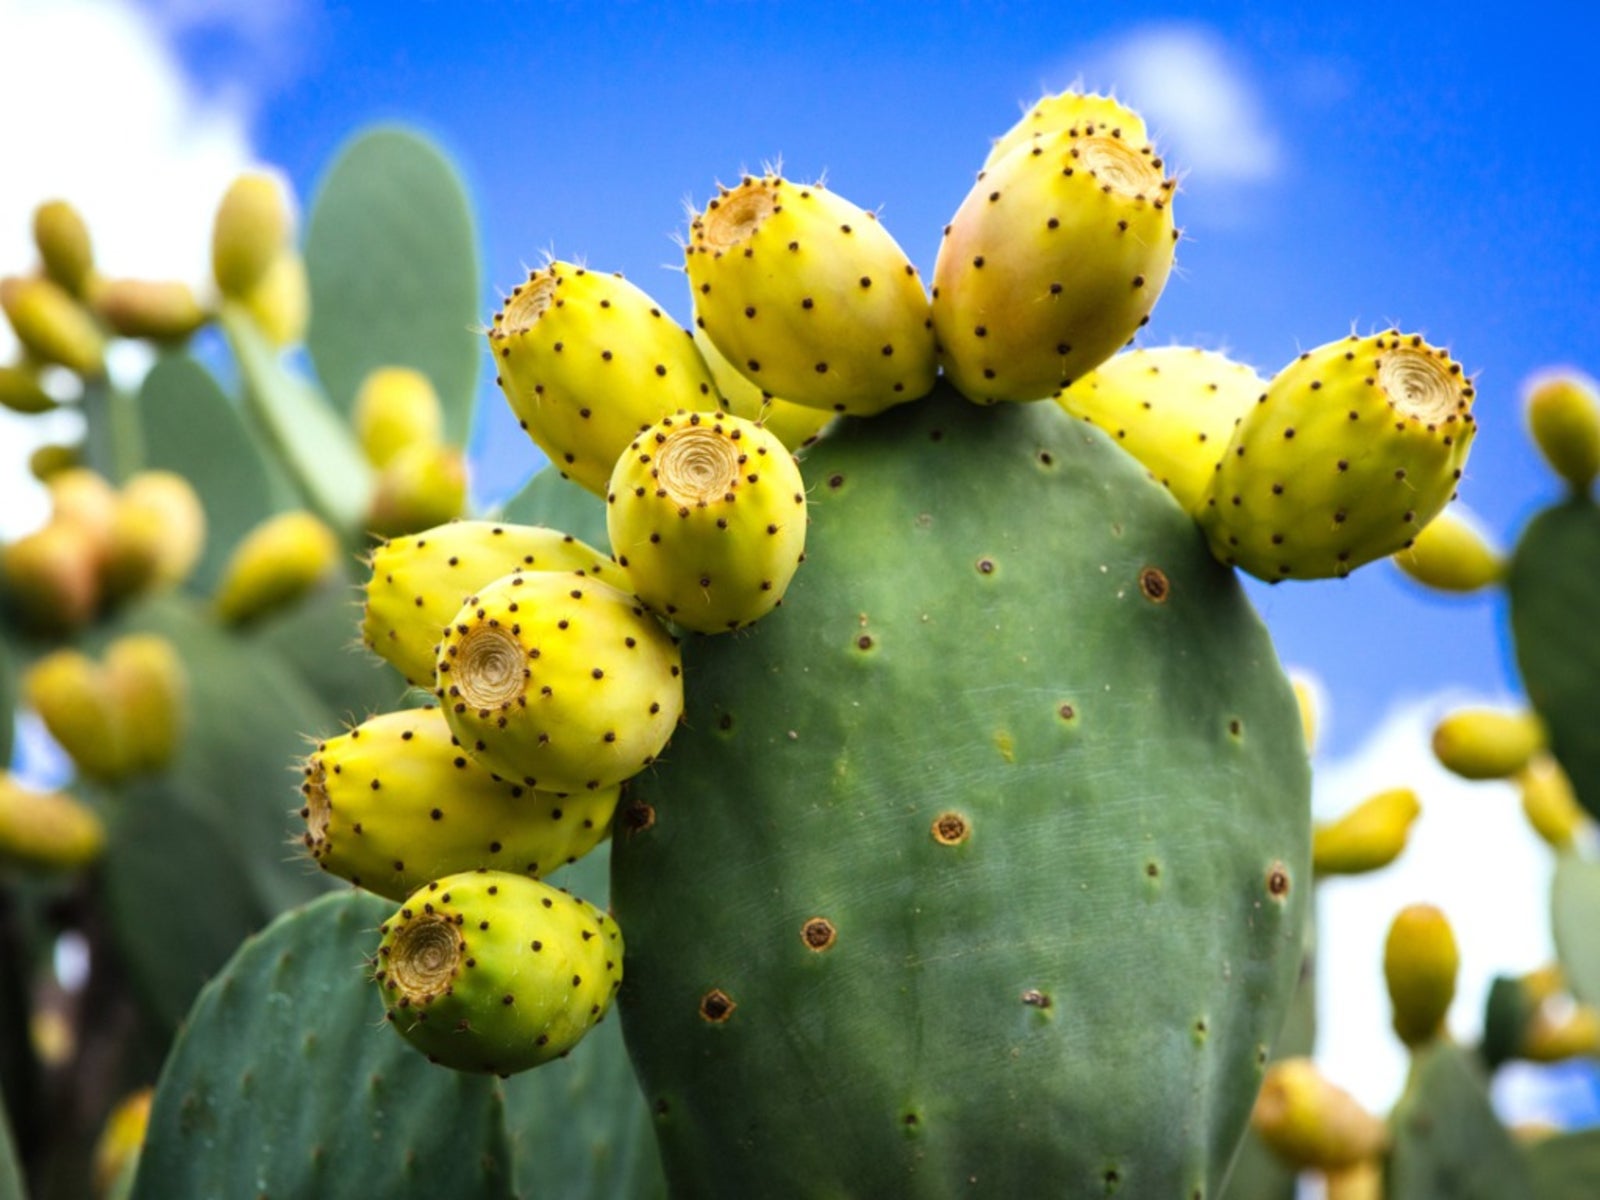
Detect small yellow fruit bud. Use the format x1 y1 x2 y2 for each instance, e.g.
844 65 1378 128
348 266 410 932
103 470 207 599
365 443 468 538
0 774 106 871
1525 370 1600 494
212 171 292 299
1523 1001 1600 1063
353 366 445 467
1384 903 1459 1048
1517 754 1587 850
213 510 341 625
104 634 188 774
28 443 81 481
1251 1058 1389 1170
48 466 118 561
91 278 208 342
1 520 101 635
1432 706 1546 780
1324 1158 1383 1200
0 363 57 413
1313 787 1421 876
1 275 105 376
24 650 128 782
92 1086 153 1198
1393 506 1503 592
1289 670 1323 756
32 199 95 297
238 251 309 347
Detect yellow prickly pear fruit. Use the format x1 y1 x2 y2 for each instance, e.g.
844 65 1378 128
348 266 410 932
90 278 208 342
238 251 310 347
1 275 105 377
29 444 81 481
364 442 468 538
1250 1057 1389 1170
1 520 101 635
1524 370 1600 494
211 171 292 299
1324 1159 1383 1200
48 466 119 559
0 774 105 871
24 650 128 782
104 634 188 774
353 366 444 467
32 199 95 297
103 469 207 598
1516 753 1587 850
1392 504 1503 592
984 89 1152 171
92 1086 152 1198
212 510 341 625
1431 706 1546 780
1056 346 1264 515
1523 1001 1600 1062
1384 903 1459 1047
691 326 832 450
0 363 58 414
1312 786 1421 876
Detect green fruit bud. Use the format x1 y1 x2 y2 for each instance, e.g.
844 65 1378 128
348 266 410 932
32 199 95 297
212 172 291 299
353 366 444 468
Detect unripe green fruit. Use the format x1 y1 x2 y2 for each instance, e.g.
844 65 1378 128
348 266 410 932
0 363 57 414
1524 369 1600 494
374 870 623 1075
606 410 807 633
489 262 721 496
1 275 105 377
1200 331 1476 580
212 510 340 625
984 90 1152 172
104 633 188 775
0 774 105 871
212 172 292 299
1312 786 1421 876
24 649 127 782
362 520 629 688
90 278 208 342
1 520 101 635
365 443 468 538
436 571 683 794
353 366 444 468
32 199 95 298
1431 706 1546 780
685 174 937 416
1392 505 1503 592
301 707 618 901
1384 903 1459 1048
933 128 1177 403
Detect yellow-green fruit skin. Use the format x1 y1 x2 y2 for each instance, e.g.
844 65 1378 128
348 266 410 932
104 634 188 775
1431 706 1546 780
353 366 445 467
103 470 207 599
211 172 291 299
489 263 721 496
1056 346 1263 515
375 870 623 1074
90 279 208 342
1524 370 1600 493
685 175 937 416
1384 903 1459 1047
1200 332 1476 581
932 129 1176 404
1392 505 1502 592
1 275 105 377
365 443 468 538
32 199 95 297
362 521 628 689
1 521 100 635
301 707 618 901
1312 787 1421 876
0 775 105 871
691 327 833 450
24 650 128 782
1517 754 1586 850
607 411 807 633
0 364 57 414
436 571 683 794
984 90 1152 171
212 510 340 625
237 252 310 347
1250 1058 1389 1171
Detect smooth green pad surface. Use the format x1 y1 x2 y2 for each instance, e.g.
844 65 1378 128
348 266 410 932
0 1104 22 1200
1386 1040 1531 1198
1551 852 1600 1009
1509 496 1600 819
614 386 1310 1197
0 632 15 769
1527 1127 1600 1199
305 127 480 445
131 891 514 1200
501 466 611 550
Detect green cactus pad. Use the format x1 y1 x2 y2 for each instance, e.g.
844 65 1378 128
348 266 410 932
1551 854 1600 1009
130 891 516 1200
1508 495 1600 818
1526 1127 1600 1198
613 384 1310 1196
500 465 612 549
1385 1040 1531 1198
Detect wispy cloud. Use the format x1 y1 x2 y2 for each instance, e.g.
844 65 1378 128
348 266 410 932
1053 23 1282 188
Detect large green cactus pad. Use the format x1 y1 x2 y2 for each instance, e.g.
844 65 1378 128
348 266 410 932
1527 1127 1600 1199
613 386 1310 1197
1385 1040 1531 1198
1508 496 1600 818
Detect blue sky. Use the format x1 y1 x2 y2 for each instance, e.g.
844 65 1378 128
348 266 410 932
3 0 1598 1116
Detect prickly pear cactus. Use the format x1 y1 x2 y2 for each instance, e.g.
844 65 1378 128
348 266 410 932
612 384 1311 1195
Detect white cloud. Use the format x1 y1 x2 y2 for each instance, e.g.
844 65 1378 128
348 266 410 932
1064 23 1281 187
1309 691 1565 1121
0 0 255 537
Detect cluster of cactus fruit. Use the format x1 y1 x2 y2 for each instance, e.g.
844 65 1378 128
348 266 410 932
1 81 1597 1199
